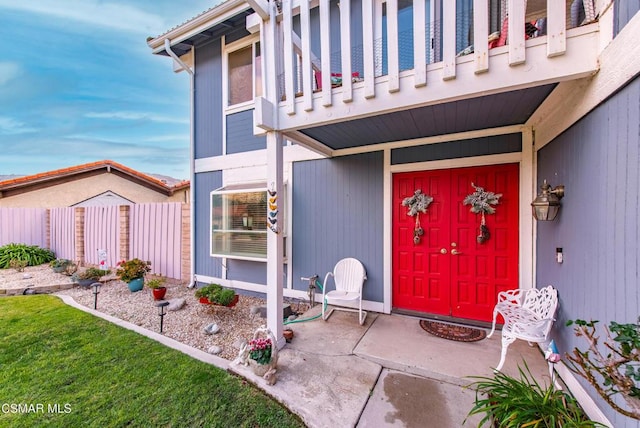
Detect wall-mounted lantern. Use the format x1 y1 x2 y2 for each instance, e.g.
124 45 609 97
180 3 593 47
531 180 565 221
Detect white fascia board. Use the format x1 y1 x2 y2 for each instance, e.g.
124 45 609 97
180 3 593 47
195 144 325 173
246 0 270 20
148 1 251 55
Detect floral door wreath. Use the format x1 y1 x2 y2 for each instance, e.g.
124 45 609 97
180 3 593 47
402 189 433 244
463 183 502 244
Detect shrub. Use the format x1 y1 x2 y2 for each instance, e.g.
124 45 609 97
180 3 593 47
0 243 55 269
146 277 166 289
115 259 151 282
72 268 111 281
195 283 236 305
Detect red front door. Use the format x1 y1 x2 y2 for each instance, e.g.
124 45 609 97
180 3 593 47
392 164 519 322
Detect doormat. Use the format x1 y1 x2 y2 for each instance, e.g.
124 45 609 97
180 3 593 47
419 320 487 342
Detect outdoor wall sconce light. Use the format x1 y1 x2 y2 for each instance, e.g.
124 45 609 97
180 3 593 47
531 180 565 221
156 301 170 333
91 282 101 310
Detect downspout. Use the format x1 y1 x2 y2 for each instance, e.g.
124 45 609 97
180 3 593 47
165 39 197 288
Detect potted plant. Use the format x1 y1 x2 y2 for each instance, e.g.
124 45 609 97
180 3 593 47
147 277 167 300
49 258 77 275
116 258 151 292
72 267 111 288
464 362 604 427
195 283 239 307
245 326 278 377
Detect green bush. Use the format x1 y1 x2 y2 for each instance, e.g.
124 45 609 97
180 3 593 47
0 243 55 269
465 362 603 427
195 283 237 305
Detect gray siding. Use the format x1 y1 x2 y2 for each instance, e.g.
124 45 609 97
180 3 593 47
391 133 522 164
614 0 640 35
227 259 266 284
194 171 223 279
226 110 266 154
292 152 384 302
195 38 223 159
537 76 640 428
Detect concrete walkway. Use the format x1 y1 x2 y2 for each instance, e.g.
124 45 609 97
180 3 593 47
59 295 550 428
230 305 551 428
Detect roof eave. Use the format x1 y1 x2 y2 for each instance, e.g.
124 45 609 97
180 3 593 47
147 0 252 55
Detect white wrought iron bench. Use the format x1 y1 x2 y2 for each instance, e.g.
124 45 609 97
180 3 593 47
487 285 558 371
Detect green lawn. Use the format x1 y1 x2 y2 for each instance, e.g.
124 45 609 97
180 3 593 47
0 295 305 428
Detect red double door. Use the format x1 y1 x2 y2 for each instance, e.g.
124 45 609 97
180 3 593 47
392 164 519 322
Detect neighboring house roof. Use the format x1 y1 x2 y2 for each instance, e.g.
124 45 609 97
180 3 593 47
0 160 189 199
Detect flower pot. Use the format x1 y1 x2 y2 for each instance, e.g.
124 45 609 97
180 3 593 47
152 287 167 300
248 358 274 377
127 277 144 292
199 294 239 307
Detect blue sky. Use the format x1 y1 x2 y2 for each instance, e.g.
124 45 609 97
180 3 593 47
0 0 215 180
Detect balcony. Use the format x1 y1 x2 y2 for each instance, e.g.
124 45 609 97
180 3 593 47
254 0 601 141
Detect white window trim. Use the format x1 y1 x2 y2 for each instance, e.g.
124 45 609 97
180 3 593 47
222 34 261 115
209 182 288 263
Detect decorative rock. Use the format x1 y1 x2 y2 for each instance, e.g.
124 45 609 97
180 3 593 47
207 345 222 355
257 304 293 319
203 323 220 335
22 274 32 279
287 314 297 322
167 298 186 311
233 338 247 350
249 305 261 315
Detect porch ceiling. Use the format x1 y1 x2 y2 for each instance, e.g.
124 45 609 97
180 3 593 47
298 84 556 151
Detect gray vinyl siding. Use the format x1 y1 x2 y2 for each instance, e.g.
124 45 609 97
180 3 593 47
614 0 640 36
292 152 384 302
391 133 522 165
227 259 266 284
226 110 266 154
194 38 223 159
194 171 223 279
536 76 640 428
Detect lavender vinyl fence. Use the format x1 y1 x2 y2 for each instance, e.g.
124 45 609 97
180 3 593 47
0 203 188 281
0 208 48 248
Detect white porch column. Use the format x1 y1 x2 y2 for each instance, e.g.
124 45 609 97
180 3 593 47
266 131 285 347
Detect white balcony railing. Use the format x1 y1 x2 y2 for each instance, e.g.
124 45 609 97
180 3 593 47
255 0 600 132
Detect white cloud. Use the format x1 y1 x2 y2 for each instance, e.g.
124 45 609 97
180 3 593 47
0 117 37 135
85 111 188 124
0 62 21 86
0 0 167 35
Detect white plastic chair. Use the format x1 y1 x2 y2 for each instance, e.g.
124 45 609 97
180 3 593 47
322 258 367 325
487 285 558 371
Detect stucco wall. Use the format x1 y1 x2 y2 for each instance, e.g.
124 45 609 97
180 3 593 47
0 173 182 208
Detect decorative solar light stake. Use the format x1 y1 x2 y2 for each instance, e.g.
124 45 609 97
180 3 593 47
156 301 170 333
91 282 101 310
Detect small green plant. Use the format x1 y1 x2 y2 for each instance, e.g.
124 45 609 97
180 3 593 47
566 318 640 419
0 243 55 269
116 258 151 282
50 258 77 275
195 283 237 305
146 277 166 289
465 362 603 427
72 267 111 282
9 259 28 272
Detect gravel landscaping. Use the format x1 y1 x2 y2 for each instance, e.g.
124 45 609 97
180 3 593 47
0 265 308 361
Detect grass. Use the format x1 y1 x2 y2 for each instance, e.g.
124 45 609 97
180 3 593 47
0 295 305 428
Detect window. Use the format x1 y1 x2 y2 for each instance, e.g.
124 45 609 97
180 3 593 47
211 186 268 261
227 41 262 107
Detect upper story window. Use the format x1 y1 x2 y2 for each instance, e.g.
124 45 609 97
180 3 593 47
226 39 262 108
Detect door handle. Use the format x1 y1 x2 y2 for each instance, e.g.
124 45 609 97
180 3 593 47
440 248 447 254
451 249 462 255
